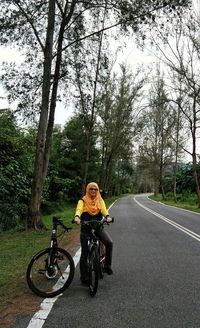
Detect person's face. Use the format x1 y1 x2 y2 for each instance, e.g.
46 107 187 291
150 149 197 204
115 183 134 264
88 185 98 198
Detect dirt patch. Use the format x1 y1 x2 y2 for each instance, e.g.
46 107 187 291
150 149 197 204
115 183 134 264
0 228 80 328
0 293 41 328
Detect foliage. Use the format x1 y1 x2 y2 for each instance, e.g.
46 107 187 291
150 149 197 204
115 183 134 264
0 0 190 118
0 0 194 229
0 109 36 231
97 64 145 193
0 0 192 229
150 192 200 209
43 114 101 206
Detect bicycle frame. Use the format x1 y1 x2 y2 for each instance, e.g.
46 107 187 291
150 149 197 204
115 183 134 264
88 225 100 247
50 218 59 248
83 219 110 263
47 217 63 270
82 220 107 296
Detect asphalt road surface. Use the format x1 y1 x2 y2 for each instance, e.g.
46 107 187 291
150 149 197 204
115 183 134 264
13 194 200 328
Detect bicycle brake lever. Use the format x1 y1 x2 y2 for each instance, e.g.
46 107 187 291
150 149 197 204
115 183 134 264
59 221 72 231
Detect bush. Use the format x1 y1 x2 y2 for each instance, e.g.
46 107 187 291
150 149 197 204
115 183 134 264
166 191 197 205
0 109 34 231
0 164 31 231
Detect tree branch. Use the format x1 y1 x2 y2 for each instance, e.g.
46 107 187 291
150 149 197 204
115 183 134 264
12 0 45 52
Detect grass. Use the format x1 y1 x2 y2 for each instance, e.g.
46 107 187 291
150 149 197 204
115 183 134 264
0 205 77 314
0 196 119 314
149 193 200 214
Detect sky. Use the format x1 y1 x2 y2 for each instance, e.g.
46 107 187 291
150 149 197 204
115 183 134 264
0 2 198 164
0 0 197 127
0 46 73 126
0 40 154 126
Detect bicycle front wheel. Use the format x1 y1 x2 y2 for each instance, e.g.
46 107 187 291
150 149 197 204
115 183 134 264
88 245 99 297
99 242 106 279
26 247 75 298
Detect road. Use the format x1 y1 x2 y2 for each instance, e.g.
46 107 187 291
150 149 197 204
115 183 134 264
13 194 200 328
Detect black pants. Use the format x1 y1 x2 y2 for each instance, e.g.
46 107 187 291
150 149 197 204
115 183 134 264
80 228 113 280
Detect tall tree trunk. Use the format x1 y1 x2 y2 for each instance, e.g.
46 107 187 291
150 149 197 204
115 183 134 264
102 154 112 193
173 105 181 203
29 0 77 229
82 3 107 189
159 132 167 201
29 0 56 230
192 124 200 207
173 157 178 203
189 96 200 207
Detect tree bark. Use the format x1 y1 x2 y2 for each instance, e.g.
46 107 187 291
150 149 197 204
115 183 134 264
29 0 56 229
192 116 200 207
29 0 77 229
173 104 181 203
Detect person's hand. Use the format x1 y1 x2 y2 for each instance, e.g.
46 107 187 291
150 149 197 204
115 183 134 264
74 216 81 224
106 215 112 223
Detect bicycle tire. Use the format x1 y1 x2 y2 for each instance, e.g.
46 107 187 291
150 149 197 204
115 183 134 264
88 245 99 297
99 242 106 279
26 247 75 298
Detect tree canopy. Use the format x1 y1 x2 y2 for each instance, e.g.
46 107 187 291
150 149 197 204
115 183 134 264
0 0 193 229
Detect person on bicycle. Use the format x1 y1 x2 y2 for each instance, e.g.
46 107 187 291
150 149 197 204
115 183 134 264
74 182 113 284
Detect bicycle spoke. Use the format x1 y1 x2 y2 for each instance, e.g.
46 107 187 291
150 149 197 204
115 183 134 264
89 247 99 296
27 248 74 297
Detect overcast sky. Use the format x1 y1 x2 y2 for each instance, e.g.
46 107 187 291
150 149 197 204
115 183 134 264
0 2 197 162
1 0 197 126
0 39 154 126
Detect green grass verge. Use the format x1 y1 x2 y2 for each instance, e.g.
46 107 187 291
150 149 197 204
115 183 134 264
0 196 119 314
0 205 76 314
149 194 200 213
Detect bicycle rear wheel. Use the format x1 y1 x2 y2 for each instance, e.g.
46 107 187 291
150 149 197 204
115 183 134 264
88 245 99 297
26 247 75 298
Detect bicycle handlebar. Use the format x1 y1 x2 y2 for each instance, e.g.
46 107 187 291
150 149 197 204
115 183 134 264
72 217 114 225
52 216 72 232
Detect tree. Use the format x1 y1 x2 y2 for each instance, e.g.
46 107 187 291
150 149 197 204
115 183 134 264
98 64 145 193
148 11 200 206
46 115 100 201
0 0 191 229
72 3 110 192
168 77 186 202
138 72 176 198
0 108 36 230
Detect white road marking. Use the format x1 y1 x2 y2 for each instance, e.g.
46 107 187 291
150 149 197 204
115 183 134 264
134 196 200 242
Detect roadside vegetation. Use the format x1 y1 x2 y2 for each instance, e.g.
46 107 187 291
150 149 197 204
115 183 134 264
0 1 193 231
150 193 200 214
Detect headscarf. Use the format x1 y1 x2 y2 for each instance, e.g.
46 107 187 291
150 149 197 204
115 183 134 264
82 182 102 216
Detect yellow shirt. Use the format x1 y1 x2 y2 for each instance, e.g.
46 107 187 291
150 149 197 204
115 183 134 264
75 199 109 218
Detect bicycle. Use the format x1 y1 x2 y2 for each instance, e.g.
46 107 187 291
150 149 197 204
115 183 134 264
26 216 75 298
81 218 114 297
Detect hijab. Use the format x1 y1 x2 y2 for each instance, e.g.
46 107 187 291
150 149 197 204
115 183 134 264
82 182 102 215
